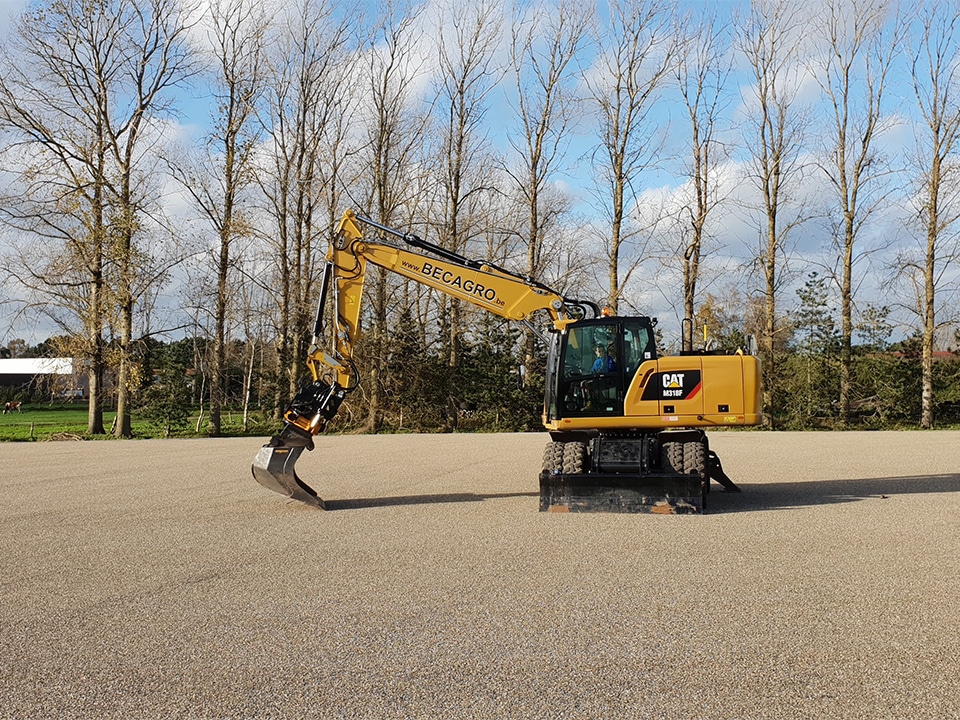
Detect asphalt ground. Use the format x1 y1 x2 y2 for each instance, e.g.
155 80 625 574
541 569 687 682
1 430 959 720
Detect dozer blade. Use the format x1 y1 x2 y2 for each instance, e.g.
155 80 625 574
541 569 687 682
252 437 325 508
539 472 705 514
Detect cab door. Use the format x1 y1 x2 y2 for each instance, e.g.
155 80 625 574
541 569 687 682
555 322 620 416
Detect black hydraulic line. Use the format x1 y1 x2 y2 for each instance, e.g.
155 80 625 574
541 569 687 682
313 261 333 340
356 213 485 270
567 299 601 319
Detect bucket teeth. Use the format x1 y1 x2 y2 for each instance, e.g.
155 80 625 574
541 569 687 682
251 443 324 508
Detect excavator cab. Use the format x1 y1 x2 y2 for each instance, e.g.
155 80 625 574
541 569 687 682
545 317 657 421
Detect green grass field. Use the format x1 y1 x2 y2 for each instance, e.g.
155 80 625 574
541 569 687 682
0 404 276 441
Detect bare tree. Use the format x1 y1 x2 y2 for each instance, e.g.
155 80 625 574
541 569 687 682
507 0 590 368
258 0 356 411
433 0 503 365
736 0 809 423
814 0 903 424
674 7 730 324
108 0 197 437
170 0 268 435
585 0 673 313
360 1 431 432
508 0 590 281
0 0 194 435
904 0 960 428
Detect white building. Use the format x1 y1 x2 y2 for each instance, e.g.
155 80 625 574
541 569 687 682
0 358 84 400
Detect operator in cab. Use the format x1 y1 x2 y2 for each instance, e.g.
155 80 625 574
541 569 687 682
591 343 616 373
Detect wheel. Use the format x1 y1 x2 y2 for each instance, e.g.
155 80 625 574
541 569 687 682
542 441 564 474
683 439 706 476
661 441 684 474
562 441 588 474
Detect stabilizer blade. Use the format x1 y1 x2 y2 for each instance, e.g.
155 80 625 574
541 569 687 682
539 471 704 514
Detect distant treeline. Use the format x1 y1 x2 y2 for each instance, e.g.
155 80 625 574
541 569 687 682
6 307 959 434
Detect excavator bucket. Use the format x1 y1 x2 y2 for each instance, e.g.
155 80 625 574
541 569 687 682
251 433 324 508
251 378 349 508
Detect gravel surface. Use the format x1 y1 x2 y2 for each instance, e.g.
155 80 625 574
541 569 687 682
1 431 959 719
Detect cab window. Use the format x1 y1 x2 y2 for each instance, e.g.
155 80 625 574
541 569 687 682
559 323 621 416
621 323 654 376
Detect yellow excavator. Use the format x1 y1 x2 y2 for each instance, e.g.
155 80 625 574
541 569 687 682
252 209 763 513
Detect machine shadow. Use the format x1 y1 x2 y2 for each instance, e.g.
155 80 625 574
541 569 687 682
707 473 960 514
324 491 539 511
320 475 960 513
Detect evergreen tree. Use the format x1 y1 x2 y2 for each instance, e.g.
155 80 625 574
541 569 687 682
136 342 192 437
780 272 841 427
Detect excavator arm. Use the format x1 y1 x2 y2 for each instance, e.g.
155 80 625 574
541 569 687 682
252 209 597 507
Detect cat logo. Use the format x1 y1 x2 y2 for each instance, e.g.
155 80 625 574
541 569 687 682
662 372 686 398
640 370 703 402
663 373 685 389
